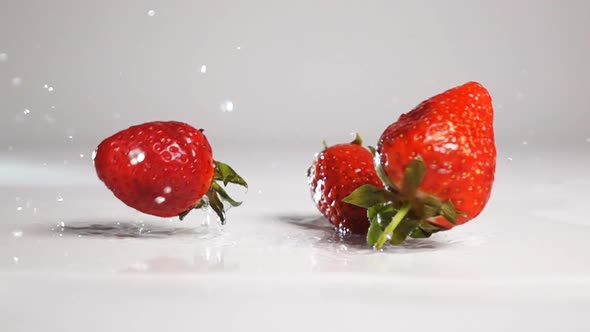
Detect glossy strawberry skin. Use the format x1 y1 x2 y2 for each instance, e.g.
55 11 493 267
94 121 215 217
309 142 384 234
377 82 496 229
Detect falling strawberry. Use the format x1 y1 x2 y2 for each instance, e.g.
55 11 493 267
345 82 496 248
308 134 385 235
94 121 247 223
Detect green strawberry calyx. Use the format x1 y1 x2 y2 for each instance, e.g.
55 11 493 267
343 153 463 249
178 160 248 224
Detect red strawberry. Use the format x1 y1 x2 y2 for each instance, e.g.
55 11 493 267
94 121 247 223
308 135 385 235
345 82 496 248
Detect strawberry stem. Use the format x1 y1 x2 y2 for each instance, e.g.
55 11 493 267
374 202 412 249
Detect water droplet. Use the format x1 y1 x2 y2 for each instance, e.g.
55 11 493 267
16 206 23 211
236 46 241 50
339 244 348 251
507 157 513 162
47 86 54 92
44 113 56 123
58 221 65 228
257 189 263 195
12 229 23 238
128 148 146 165
79 153 85 158
63 159 69 165
154 196 166 204
163 186 172 194
200 65 207 73
12 77 22 86
522 141 528 146
23 109 30 115
147 9 156 16
91 149 97 160
43 84 48 89
0 53 7 62
113 112 121 119
56 195 64 202
13 256 19 263
8 145 14 151
586 138 590 143
220 100 234 112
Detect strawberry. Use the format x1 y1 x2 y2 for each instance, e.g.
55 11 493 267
345 82 496 248
308 135 385 235
94 121 247 223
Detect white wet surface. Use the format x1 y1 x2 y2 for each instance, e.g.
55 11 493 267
1 145 590 331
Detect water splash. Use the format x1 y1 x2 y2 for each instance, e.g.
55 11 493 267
220 100 234 112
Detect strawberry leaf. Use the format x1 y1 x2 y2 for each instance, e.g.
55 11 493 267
211 182 242 207
343 184 398 208
440 201 459 225
350 133 363 145
214 161 248 188
391 218 420 245
367 219 384 247
373 203 412 249
409 227 432 238
402 157 426 197
369 146 396 190
366 203 395 247
410 221 445 238
207 190 226 224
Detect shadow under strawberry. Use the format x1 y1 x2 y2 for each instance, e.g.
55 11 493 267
45 220 205 239
277 214 449 251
